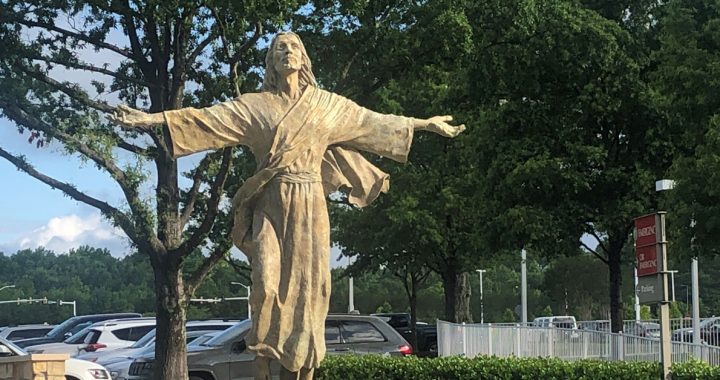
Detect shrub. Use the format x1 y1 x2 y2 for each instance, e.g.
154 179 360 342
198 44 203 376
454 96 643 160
316 355 669 380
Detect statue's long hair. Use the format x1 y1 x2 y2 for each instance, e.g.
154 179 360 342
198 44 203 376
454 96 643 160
262 32 318 92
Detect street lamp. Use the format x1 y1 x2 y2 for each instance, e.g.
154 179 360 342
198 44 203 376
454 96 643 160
0 285 15 292
230 281 251 319
668 270 678 302
656 179 701 344
476 270 487 324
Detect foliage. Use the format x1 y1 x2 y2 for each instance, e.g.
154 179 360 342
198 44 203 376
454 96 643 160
316 355 662 380
652 0 720 259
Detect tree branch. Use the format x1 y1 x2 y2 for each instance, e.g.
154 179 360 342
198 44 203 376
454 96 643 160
19 20 134 59
29 55 155 88
15 64 115 113
0 100 164 253
11 64 154 156
180 153 214 228
0 146 146 250
586 225 610 255
581 241 609 265
174 147 233 257
210 12 262 98
187 29 219 67
186 244 231 295
122 1 152 72
224 256 251 281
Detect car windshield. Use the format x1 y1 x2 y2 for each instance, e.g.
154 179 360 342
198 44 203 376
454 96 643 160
131 330 157 349
202 320 250 347
45 317 78 339
64 326 92 344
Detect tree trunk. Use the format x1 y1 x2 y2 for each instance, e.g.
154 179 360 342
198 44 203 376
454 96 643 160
153 257 188 380
443 271 472 323
608 236 625 333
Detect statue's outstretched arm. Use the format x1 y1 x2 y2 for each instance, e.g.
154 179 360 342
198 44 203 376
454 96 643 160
412 115 466 138
108 104 165 129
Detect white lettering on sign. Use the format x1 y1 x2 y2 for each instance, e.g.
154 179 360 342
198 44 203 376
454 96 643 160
640 285 655 293
639 260 657 270
637 226 656 238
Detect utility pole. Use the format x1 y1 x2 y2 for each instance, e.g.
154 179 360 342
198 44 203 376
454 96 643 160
521 249 527 326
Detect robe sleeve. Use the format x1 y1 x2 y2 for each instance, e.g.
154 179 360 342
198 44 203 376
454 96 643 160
163 95 256 158
329 100 415 163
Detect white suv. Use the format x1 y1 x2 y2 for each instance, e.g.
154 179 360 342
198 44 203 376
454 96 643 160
27 318 156 356
77 319 237 363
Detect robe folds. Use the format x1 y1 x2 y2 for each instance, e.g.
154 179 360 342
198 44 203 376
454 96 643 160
163 86 414 371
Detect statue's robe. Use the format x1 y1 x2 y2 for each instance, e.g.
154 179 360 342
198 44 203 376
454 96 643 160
163 86 414 371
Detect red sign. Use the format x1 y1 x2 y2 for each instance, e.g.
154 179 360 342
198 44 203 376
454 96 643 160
635 214 659 277
635 214 657 247
636 245 658 276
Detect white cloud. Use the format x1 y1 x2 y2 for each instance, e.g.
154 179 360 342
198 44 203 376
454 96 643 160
9 213 131 256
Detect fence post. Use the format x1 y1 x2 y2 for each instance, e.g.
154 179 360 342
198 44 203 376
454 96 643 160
488 324 493 356
582 331 588 359
462 322 467 357
516 326 522 357
548 329 554 357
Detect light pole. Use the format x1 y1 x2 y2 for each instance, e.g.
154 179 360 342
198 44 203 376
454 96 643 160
521 249 527 326
347 255 355 313
656 179 700 344
476 269 487 324
0 285 15 292
230 281 251 319
668 270 678 302
680 285 691 316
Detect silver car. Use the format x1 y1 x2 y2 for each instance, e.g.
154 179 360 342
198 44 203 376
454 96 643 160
129 315 412 380
105 330 222 380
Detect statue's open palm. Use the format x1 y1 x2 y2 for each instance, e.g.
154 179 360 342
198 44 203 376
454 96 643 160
427 115 466 138
108 105 157 129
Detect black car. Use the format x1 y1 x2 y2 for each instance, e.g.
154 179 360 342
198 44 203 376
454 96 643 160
371 313 438 356
13 312 142 348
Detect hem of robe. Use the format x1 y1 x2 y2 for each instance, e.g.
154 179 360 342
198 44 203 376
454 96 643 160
248 342 319 372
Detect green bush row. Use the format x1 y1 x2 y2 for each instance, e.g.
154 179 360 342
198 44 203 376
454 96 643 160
316 355 720 380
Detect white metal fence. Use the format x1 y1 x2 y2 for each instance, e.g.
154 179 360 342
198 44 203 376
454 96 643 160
437 320 720 366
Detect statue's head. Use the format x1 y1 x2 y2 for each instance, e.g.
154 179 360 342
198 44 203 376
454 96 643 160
263 32 317 92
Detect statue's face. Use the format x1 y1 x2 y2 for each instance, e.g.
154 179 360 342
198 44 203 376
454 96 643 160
272 34 303 76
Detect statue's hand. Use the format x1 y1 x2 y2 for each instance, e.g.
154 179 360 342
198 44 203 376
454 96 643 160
426 115 466 138
108 105 157 129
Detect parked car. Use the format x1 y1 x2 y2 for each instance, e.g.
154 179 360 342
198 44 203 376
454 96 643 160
0 336 110 380
103 330 223 380
128 315 412 380
371 312 437 356
626 321 661 338
0 324 54 341
77 319 237 363
533 316 578 329
13 312 142 348
27 318 157 355
673 317 720 345
579 320 610 332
